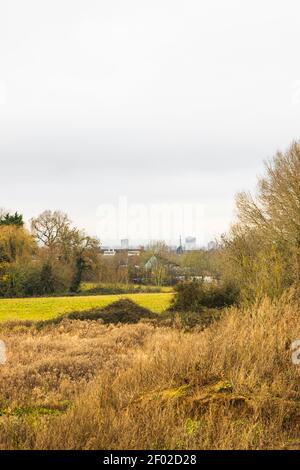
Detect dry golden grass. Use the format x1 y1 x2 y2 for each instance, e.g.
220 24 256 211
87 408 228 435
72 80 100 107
1 292 300 450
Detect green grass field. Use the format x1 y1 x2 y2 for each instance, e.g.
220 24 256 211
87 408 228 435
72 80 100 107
0 293 174 322
80 282 173 293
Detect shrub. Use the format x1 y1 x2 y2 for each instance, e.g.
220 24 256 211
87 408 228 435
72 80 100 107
35 299 157 328
170 280 239 311
160 309 221 330
0 260 70 298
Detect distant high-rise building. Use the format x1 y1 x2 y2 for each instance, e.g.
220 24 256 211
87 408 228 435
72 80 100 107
121 238 129 249
176 235 184 254
185 236 196 250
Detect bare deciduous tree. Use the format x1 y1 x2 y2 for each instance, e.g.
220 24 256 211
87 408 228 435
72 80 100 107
31 210 76 249
225 141 300 301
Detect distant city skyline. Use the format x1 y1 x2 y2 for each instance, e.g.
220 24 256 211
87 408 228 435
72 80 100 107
101 236 209 251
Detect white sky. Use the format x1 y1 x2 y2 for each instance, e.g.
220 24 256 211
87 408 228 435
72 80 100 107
1 1 300 245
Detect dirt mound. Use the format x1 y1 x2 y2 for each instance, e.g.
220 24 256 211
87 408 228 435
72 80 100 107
66 298 157 324
134 379 300 424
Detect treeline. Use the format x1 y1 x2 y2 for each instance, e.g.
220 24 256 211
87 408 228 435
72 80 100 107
2 140 299 302
0 210 101 297
0 209 223 297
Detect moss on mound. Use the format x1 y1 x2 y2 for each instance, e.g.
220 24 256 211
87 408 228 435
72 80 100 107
31 298 157 328
66 298 157 324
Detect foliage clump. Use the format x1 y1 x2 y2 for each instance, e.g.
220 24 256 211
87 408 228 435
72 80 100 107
170 280 238 311
53 298 157 325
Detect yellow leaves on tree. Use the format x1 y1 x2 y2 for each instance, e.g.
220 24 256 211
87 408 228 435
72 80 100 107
0 225 35 264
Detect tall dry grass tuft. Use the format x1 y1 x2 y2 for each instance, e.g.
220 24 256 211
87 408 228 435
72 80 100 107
1 293 300 449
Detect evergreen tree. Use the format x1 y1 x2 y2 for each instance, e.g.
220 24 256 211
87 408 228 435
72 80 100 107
0 212 24 227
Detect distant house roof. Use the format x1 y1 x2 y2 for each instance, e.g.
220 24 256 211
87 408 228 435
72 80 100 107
144 254 180 271
144 255 158 271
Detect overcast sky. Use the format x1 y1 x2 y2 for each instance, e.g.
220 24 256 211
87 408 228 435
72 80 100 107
1 1 300 246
